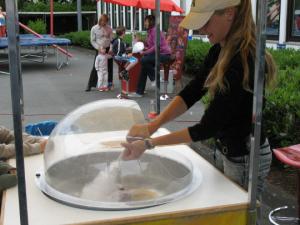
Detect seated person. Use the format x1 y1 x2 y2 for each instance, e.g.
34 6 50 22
0 160 17 192
112 26 138 81
0 126 47 160
128 15 171 98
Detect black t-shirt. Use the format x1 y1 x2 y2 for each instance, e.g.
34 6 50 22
112 37 127 56
178 44 263 157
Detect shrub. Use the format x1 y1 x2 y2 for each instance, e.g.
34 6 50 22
269 48 300 70
264 69 300 148
22 2 49 12
21 2 94 12
27 19 47 34
185 39 211 75
60 32 147 49
61 31 92 49
122 32 147 45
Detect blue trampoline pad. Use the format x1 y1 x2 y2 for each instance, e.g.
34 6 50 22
0 34 71 49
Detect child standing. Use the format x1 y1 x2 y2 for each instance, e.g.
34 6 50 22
0 6 6 37
95 46 112 92
112 26 138 81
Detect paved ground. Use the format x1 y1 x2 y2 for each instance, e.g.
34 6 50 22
0 46 298 224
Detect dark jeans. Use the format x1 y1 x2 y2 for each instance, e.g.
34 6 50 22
86 47 113 89
136 53 171 95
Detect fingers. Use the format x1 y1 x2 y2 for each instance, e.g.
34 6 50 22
120 142 135 160
127 124 150 140
120 141 145 161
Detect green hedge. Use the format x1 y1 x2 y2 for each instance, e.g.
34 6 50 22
62 31 300 148
264 69 300 147
62 31 91 49
185 39 211 75
21 2 95 12
60 32 147 49
269 48 300 70
27 19 47 34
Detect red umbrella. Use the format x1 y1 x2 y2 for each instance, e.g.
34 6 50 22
101 0 184 13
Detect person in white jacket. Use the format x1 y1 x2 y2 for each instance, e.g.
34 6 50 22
95 46 112 91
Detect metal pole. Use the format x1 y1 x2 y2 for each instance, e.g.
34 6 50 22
50 0 54 35
248 0 267 224
5 1 28 225
155 0 161 114
77 0 82 31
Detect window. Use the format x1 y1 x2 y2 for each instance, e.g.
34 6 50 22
287 0 300 41
291 0 300 37
142 9 149 30
162 12 171 32
112 4 117 28
266 0 281 37
125 7 131 30
118 6 122 27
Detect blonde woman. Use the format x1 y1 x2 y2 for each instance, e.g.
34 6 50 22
121 0 276 198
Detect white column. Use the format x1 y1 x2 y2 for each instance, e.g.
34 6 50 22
160 12 162 30
279 0 288 44
148 9 151 15
97 0 101 20
116 5 119 27
131 7 134 32
251 0 257 22
109 3 113 27
139 9 142 31
123 6 126 27
104 3 107 14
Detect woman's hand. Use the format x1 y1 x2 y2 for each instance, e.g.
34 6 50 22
127 123 151 141
121 140 146 160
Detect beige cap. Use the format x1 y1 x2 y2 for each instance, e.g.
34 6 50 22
180 0 241 30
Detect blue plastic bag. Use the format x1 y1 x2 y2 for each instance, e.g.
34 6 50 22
25 120 57 136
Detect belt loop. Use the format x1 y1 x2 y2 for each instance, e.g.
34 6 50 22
216 139 228 156
222 146 228 155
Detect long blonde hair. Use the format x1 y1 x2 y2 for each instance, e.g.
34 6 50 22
204 0 276 96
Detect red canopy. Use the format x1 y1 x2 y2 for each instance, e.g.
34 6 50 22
101 0 184 13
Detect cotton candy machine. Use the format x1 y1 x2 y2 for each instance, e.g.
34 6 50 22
36 99 202 210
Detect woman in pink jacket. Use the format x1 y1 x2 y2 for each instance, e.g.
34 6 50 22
128 15 171 98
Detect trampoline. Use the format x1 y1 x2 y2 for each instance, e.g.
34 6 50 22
0 34 71 72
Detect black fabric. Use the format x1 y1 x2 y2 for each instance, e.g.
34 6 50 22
136 53 171 95
112 37 127 56
178 44 266 157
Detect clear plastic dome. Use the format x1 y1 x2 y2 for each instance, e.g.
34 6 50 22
36 99 202 210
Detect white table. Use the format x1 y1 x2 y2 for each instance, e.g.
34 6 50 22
1 129 249 225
